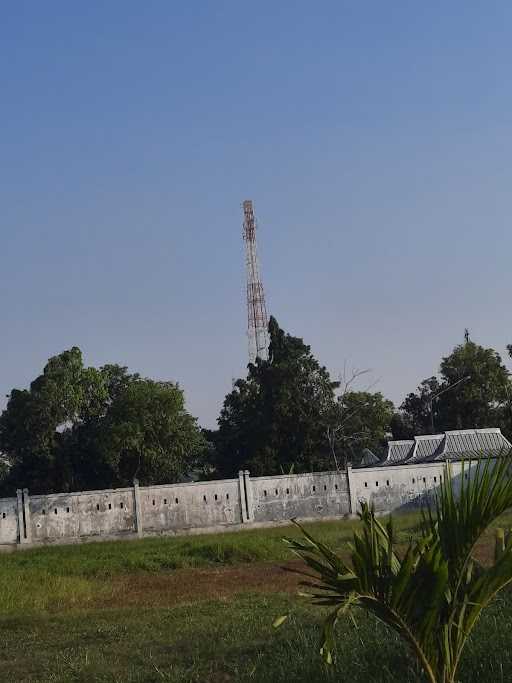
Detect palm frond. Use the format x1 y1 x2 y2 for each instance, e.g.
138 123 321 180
283 450 512 683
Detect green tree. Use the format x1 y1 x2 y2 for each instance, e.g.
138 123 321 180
93 379 207 487
327 391 394 467
279 455 512 683
389 411 415 440
401 338 511 435
0 349 205 493
400 376 442 435
55 364 141 491
0 347 102 492
214 317 338 476
439 340 509 429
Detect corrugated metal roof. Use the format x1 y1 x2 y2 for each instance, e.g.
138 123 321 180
383 440 415 465
406 434 445 464
359 448 380 467
434 428 511 461
360 428 512 468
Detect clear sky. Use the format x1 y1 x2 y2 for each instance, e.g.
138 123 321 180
1 2 511 427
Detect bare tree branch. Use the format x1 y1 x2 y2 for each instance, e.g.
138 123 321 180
326 363 381 470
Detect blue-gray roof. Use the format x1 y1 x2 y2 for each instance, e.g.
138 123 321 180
434 429 511 461
359 448 380 467
371 428 511 467
383 440 415 465
406 434 444 463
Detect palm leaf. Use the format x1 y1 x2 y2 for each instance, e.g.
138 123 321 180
282 449 512 683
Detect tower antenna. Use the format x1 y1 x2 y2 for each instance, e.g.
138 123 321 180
242 200 269 363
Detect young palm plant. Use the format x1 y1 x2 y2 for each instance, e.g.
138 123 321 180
281 454 512 683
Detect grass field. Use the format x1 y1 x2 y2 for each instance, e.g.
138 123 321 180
1 511 512 682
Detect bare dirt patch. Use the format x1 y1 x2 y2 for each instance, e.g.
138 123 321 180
93 535 499 610
99 559 305 609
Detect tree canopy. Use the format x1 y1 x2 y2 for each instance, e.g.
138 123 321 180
0 348 206 494
328 391 394 468
213 317 338 475
213 317 393 475
398 338 511 437
1 328 511 492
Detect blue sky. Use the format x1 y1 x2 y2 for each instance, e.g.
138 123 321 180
1 2 511 427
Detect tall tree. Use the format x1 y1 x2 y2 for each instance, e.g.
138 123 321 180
0 349 205 493
400 337 511 435
214 317 338 475
93 379 207 487
0 347 100 492
438 340 509 429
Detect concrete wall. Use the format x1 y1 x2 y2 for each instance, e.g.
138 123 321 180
350 460 484 513
0 496 20 545
138 478 243 532
2 460 492 548
249 470 351 522
29 487 136 542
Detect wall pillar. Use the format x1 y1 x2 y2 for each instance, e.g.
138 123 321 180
16 489 26 544
133 478 143 538
22 489 32 544
238 471 248 523
346 465 357 517
244 470 255 522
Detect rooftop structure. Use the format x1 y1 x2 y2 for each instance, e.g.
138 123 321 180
377 428 511 467
359 448 381 467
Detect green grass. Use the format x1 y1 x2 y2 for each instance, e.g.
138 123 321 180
1 591 512 682
1 511 512 681
0 511 433 579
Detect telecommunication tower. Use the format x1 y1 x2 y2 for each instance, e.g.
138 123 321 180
242 200 269 363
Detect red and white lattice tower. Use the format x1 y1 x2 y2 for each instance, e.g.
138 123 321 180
242 200 269 363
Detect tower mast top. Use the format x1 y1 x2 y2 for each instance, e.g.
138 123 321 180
242 200 269 363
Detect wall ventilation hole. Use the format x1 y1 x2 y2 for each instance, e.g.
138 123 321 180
375 482 379 487
54 508 58 515
120 502 124 509
324 485 327 491
203 495 207 503
108 503 112 510
2 513 5 519
423 477 426 483
97 504 100 511
226 493 229 500
412 478 415 484
42 509 46 515
434 477 437 483
312 486 316 492
175 498 179 504
335 484 338 490
364 482 368 488
152 499 155 506
163 498 167 505
275 489 278 496
66 507 70 513
286 488 289 495
263 490 267 497
214 494 218 501
386 480 390 486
